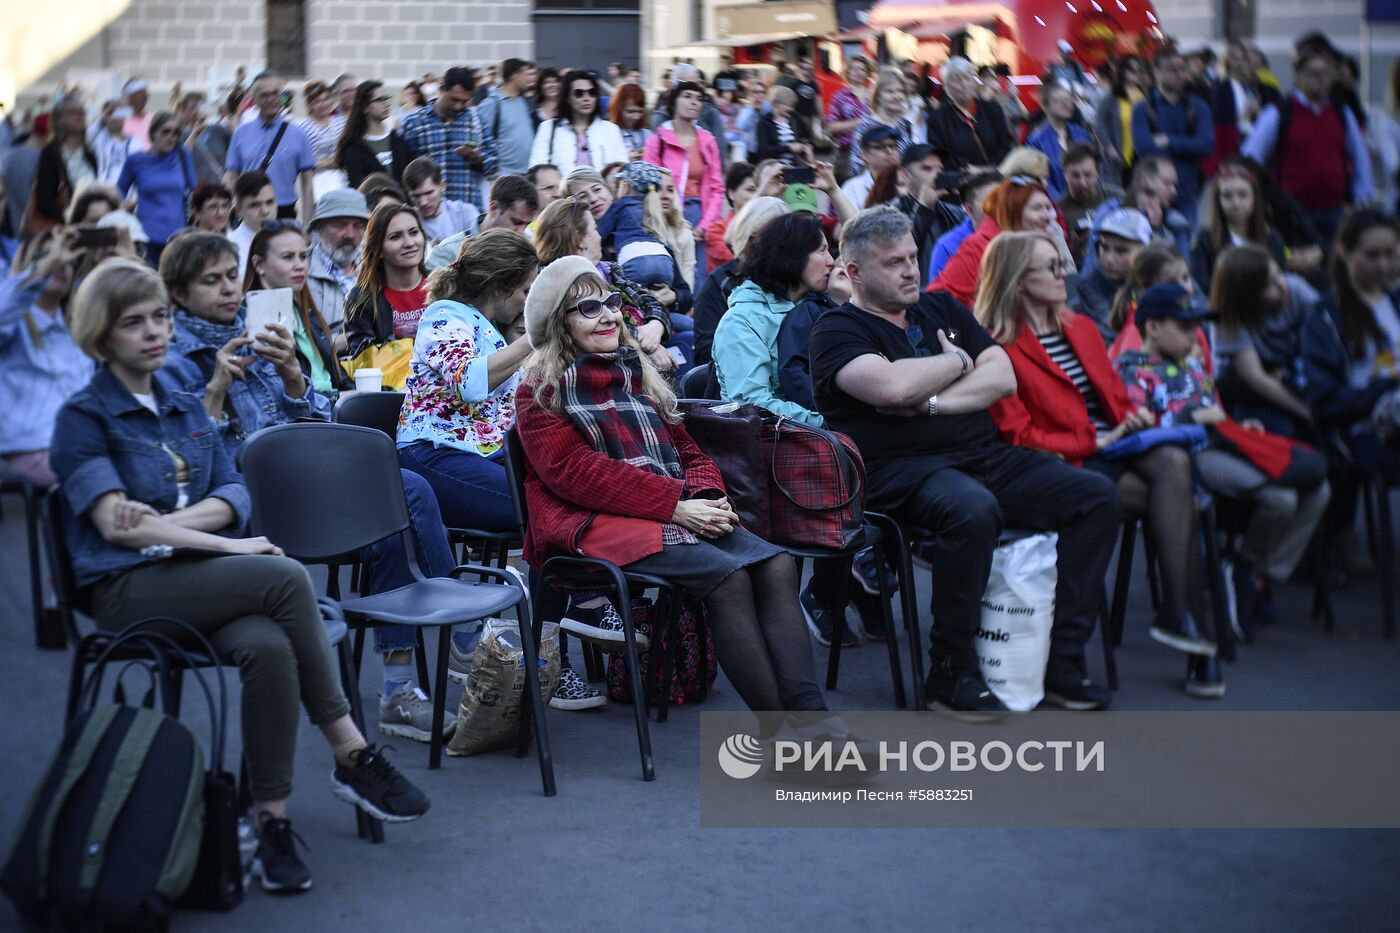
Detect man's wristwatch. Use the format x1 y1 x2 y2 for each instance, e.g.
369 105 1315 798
928 394 939 417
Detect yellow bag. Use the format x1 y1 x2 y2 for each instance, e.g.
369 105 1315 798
340 338 415 391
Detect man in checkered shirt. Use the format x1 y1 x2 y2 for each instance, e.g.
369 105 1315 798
399 67 497 213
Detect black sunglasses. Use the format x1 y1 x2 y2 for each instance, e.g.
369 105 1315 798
567 292 624 319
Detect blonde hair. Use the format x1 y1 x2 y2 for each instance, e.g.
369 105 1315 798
973 231 1060 345
872 67 907 115
69 258 170 361
522 270 679 419
998 146 1051 180
725 195 787 256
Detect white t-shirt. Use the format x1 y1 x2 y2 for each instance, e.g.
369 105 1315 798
841 171 875 210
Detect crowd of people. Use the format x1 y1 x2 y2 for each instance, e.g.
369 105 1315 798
1 30 1398 895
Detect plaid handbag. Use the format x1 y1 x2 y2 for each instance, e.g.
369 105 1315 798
765 416 866 550
680 400 772 539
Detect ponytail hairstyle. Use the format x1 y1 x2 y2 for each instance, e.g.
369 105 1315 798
426 228 539 307
1109 243 1186 332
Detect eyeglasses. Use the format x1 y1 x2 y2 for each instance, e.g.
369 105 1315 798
571 88 598 98
371 95 393 104
1027 260 1067 278
566 292 624 319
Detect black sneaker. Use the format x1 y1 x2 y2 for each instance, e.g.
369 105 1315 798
1042 656 1110 710
251 817 312 894
801 585 858 648
1149 611 1216 656
924 660 1009 720
330 744 430 823
850 546 898 596
1184 654 1227 699
561 601 649 650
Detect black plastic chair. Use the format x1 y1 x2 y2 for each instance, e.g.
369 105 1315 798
785 523 906 708
1 471 57 650
506 429 690 783
43 488 386 842
241 422 553 788
679 363 715 401
334 391 520 568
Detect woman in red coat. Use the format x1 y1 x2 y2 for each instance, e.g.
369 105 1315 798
514 255 835 723
930 175 1058 307
974 232 1221 697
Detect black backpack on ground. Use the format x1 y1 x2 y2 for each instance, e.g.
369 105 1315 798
1 620 236 931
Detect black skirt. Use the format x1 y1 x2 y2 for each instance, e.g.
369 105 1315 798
623 526 783 599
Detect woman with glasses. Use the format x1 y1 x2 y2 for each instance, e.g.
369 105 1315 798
533 195 674 373
335 80 413 189
609 83 653 162
244 220 350 394
515 255 848 736
116 111 197 265
345 202 430 357
530 69 628 176
975 231 1218 696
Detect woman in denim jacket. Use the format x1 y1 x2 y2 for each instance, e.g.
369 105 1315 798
51 258 429 894
159 233 331 448
158 232 462 745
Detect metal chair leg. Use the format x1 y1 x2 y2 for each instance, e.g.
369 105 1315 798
1376 480 1396 639
1199 505 1235 663
612 568 655 780
339 639 383 842
414 628 431 695
896 535 926 703
1142 531 1162 613
511 581 556 796
427 627 451 770
655 587 684 723
870 535 906 708
1109 520 1137 650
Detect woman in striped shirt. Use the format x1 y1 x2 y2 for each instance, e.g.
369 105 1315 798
973 231 1220 697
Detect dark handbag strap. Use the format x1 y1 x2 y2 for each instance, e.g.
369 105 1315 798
82 618 229 774
259 121 290 173
767 416 863 512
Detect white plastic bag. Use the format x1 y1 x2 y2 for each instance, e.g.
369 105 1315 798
975 533 1057 711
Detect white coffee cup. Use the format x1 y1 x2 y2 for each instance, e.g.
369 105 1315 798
354 368 383 393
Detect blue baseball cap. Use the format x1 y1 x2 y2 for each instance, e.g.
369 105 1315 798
1136 282 1215 324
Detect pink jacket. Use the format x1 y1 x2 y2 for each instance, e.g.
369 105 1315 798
644 122 726 231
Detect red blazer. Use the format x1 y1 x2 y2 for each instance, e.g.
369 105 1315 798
514 382 727 568
989 310 1135 465
929 216 1001 306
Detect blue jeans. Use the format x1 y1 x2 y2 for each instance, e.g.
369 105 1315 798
364 469 458 652
621 253 676 288
684 197 705 285
398 442 516 534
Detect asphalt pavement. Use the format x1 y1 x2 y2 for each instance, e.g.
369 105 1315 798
1 487 1397 932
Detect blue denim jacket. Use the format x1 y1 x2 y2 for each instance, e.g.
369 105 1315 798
164 316 330 461
50 366 252 588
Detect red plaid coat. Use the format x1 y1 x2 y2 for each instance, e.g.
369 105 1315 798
514 380 727 568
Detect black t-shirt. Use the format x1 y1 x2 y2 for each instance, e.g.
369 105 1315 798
809 293 998 462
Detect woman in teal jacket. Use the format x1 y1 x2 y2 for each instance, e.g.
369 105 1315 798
712 213 832 425
711 213 886 647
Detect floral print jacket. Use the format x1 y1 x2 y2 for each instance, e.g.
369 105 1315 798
397 299 516 456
